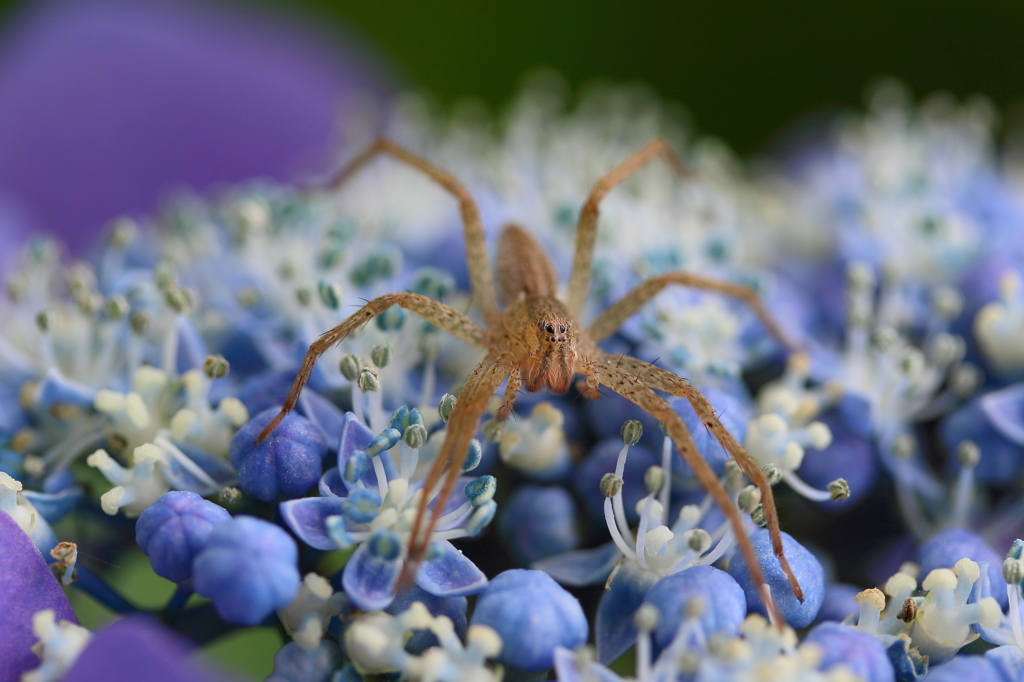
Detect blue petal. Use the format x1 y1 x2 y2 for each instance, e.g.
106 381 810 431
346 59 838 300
279 497 347 550
415 540 488 596
553 647 622 682
337 413 398 490
297 390 348 446
318 468 345 497
532 542 620 586
342 539 402 611
22 486 83 524
982 383 1024 445
34 368 96 409
596 562 659 665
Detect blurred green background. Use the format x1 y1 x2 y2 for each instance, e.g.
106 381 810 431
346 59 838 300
276 0 1024 155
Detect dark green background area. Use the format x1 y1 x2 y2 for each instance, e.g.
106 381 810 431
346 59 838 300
276 0 1024 155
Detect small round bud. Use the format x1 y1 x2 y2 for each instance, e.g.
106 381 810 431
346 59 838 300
35 310 52 333
929 333 965 367
339 354 361 381
462 439 483 472
957 440 981 467
438 393 457 424
165 287 195 314
828 478 851 501
847 262 875 291
633 604 660 632
892 433 916 460
931 285 964 320
370 342 394 368
750 504 767 527
600 473 623 498
203 354 230 379
375 306 406 331
404 423 428 449
950 363 982 397
872 326 898 351
154 261 177 291
762 464 782 486
236 287 259 308
108 216 137 248
464 476 497 506
621 420 643 446
738 485 761 513
480 418 505 443
644 465 666 494
219 487 241 505
295 287 312 307
317 280 343 310
22 455 44 478
1003 557 1024 585
686 528 712 554
104 295 130 321
897 598 917 623
357 368 380 393
1008 539 1024 562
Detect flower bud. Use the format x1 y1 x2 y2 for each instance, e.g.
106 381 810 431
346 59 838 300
339 354 361 381
600 473 623 498
462 439 483 472
828 478 851 501
357 368 380 393
404 423 428 449
203 354 230 379
317 280 342 309
371 342 394 368
438 393 457 424
644 465 665 494
621 419 643 446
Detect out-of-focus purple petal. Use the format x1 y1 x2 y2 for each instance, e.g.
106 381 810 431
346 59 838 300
21 486 83 524
64 615 233 682
279 496 346 551
0 511 76 682
341 534 402 611
414 540 488 597
0 0 394 254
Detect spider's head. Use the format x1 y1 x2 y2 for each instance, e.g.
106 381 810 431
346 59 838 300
523 317 577 394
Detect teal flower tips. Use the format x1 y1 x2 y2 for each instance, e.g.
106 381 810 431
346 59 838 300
465 476 497 506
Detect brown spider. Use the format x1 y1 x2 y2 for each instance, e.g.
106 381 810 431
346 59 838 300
257 137 804 623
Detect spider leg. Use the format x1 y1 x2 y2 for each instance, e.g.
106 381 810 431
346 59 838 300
587 271 799 351
589 356 787 626
322 137 501 326
565 138 687 315
597 351 804 602
256 293 484 442
496 367 522 420
401 354 511 585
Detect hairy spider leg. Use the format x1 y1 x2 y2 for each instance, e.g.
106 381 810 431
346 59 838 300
587 271 800 352
565 137 688 315
324 137 501 326
588 355 786 625
255 292 484 443
402 354 511 585
596 351 804 601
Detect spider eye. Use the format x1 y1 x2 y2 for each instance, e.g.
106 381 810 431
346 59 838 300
545 323 555 334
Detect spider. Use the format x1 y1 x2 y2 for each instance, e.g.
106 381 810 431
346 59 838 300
257 137 804 623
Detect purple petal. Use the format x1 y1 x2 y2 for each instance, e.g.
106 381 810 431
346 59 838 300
65 615 232 682
342 540 402 611
532 542 621 587
596 563 659 665
553 647 622 682
0 0 391 254
415 540 488 597
0 511 76 682
279 496 346 550
318 467 345 498
297 390 348 445
982 384 1024 445
21 486 84 524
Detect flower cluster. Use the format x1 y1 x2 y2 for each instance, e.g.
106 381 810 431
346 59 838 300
6 71 1024 682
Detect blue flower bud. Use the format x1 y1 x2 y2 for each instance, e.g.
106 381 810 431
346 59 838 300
375 306 406 331
407 408 424 429
410 267 456 302
367 529 401 560
916 527 1007 609
727 529 824 629
192 515 300 626
316 280 342 310
915 655 998 682
470 569 587 672
343 451 369 485
804 622 894 682
462 439 483 472
1009 539 1024 561
135 491 230 583
365 428 402 457
267 641 341 682
388 406 410 433
464 476 497 506
343 489 381 524
641 565 746 656
498 485 579 565
228 407 327 501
